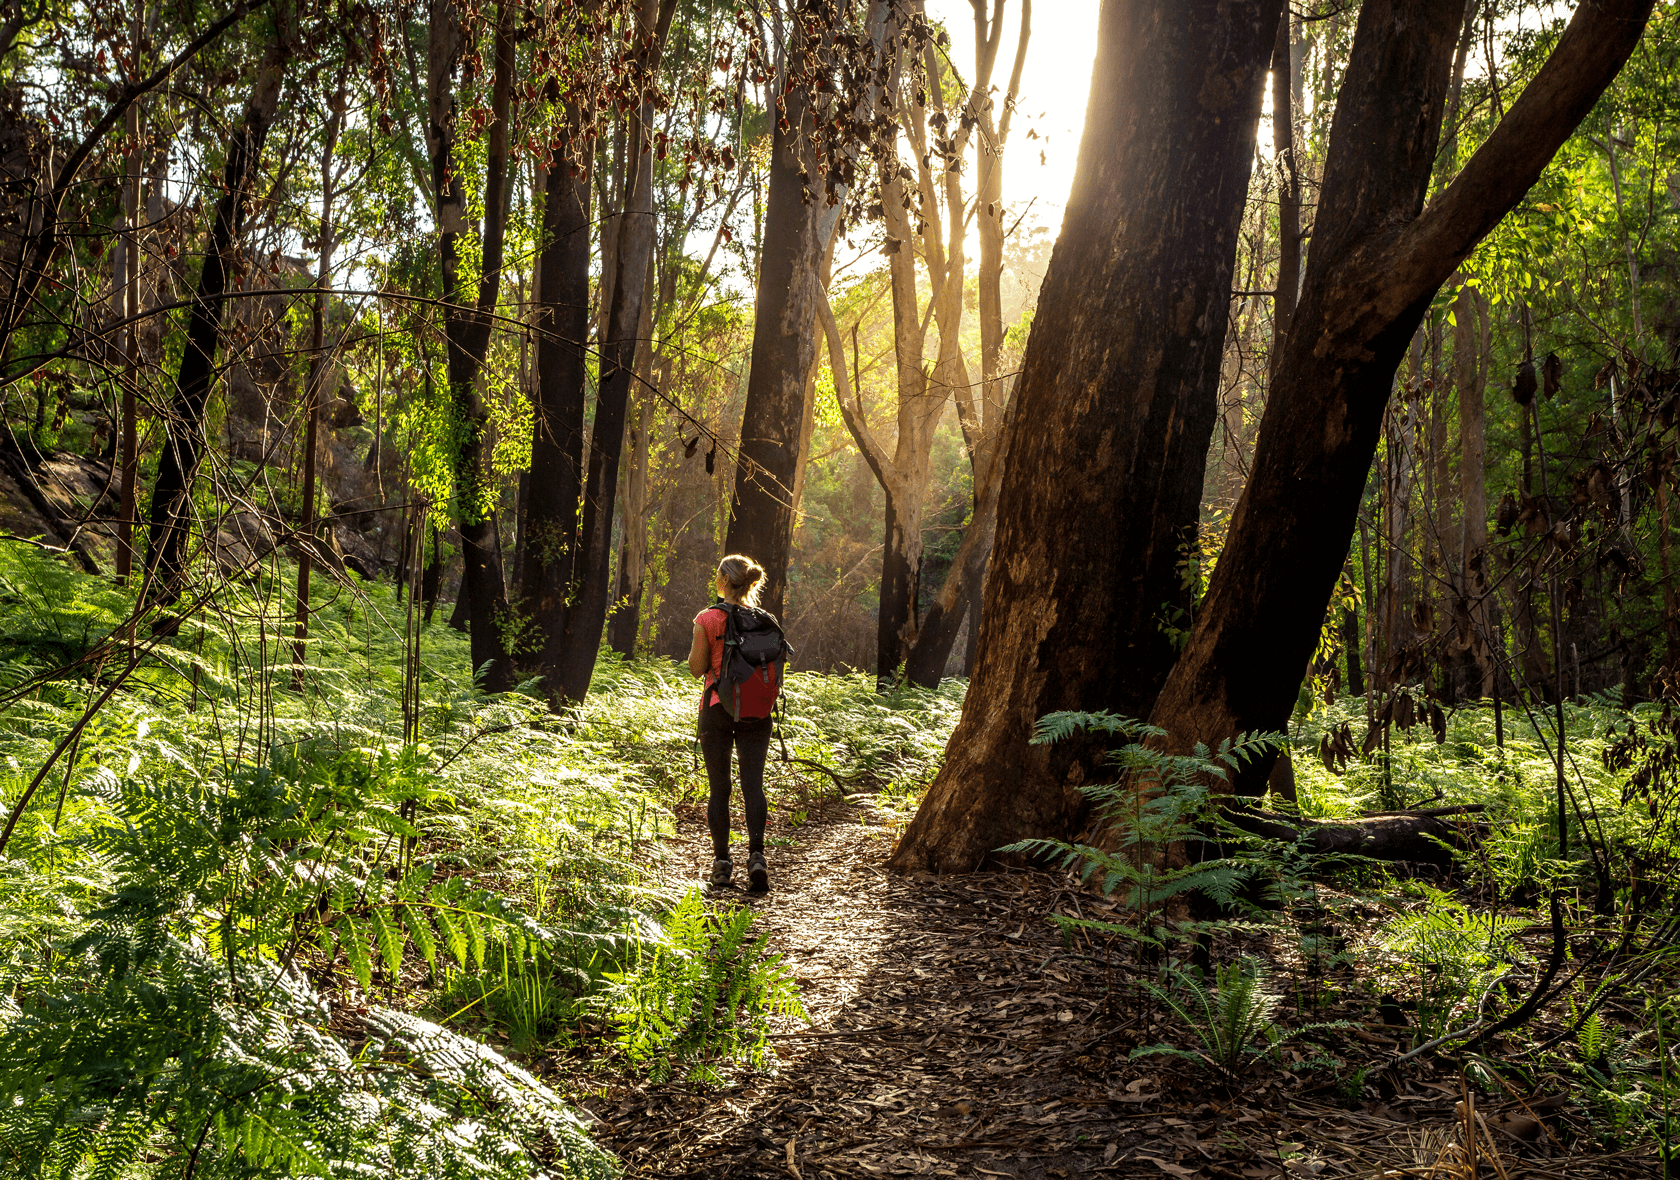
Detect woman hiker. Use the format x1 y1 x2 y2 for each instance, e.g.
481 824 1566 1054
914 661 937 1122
688 553 773 891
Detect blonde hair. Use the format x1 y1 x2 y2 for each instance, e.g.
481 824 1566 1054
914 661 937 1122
717 554 765 607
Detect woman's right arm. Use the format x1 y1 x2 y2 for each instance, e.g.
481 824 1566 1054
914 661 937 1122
687 619 710 678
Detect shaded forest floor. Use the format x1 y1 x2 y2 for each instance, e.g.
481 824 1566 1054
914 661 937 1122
586 798 1658 1180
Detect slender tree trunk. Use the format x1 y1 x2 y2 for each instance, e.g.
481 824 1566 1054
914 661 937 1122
144 23 290 598
553 0 677 702
428 0 518 690
1343 605 1364 695
606 389 652 657
607 259 657 658
949 0 1030 671
114 57 141 584
1379 390 1417 696
1270 11 1299 376
292 75 346 684
903 400 1012 685
866 9 977 683
1145 0 1652 792
1457 286 1493 696
890 0 1284 872
723 4 831 619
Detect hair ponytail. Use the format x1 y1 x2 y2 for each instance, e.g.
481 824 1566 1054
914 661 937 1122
717 554 765 607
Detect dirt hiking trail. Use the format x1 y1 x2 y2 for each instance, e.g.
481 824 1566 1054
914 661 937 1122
586 798 1653 1180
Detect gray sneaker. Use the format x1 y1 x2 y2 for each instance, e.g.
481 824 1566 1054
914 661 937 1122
709 858 733 887
747 852 769 892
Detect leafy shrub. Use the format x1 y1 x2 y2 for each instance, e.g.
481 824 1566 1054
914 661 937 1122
0 935 615 1178
0 721 615 1176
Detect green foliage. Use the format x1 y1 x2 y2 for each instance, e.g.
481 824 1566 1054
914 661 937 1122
0 937 616 1179
998 712 1279 954
1133 956 1282 1073
1378 885 1530 1041
0 722 623 1178
0 540 902 1173
594 887 805 1085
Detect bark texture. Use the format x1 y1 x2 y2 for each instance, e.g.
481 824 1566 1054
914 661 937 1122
520 115 594 708
552 0 676 701
724 2 830 620
1147 0 1654 788
889 0 1284 872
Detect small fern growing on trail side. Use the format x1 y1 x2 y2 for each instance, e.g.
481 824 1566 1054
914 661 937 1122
997 711 1281 956
1133 956 1283 1072
595 887 806 1085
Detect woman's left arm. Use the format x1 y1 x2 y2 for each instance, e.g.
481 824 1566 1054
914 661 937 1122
687 619 710 678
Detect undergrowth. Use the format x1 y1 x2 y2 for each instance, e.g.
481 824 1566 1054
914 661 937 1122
0 542 958 1176
1015 702 1680 1161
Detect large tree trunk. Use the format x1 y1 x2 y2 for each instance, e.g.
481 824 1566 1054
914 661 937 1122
889 0 1283 872
723 2 830 621
552 0 677 702
1146 0 1653 791
144 24 290 598
520 105 594 708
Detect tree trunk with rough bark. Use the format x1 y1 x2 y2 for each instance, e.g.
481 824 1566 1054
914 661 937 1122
1146 0 1653 792
889 0 1283 872
552 0 677 701
724 2 830 620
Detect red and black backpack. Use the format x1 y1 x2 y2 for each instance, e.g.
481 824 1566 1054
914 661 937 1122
706 601 792 720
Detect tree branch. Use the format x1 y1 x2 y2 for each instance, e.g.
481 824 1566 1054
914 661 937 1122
818 286 902 501
0 1 255 354
1390 0 1654 304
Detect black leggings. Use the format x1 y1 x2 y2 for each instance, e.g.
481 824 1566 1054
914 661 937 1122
698 702 772 859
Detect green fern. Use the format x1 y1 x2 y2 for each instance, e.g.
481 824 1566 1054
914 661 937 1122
595 887 806 1083
1133 956 1282 1072
997 711 1282 955
1379 885 1529 1039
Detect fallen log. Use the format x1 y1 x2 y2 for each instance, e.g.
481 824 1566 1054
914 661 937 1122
1228 803 1485 865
